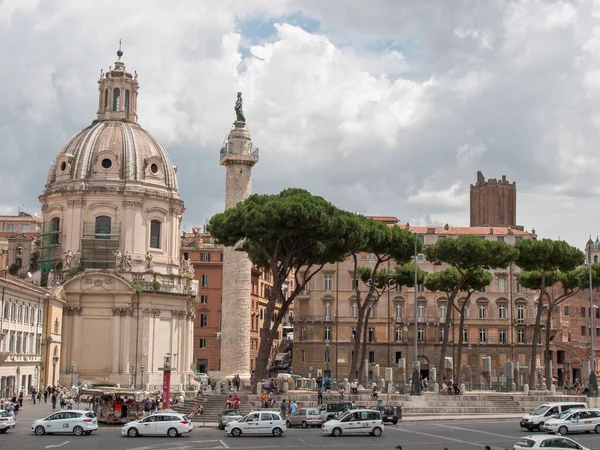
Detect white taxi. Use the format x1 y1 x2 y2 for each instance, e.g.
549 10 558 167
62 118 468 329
322 409 384 437
225 411 286 437
514 435 591 449
0 410 16 433
31 410 98 436
122 412 193 437
543 408 600 435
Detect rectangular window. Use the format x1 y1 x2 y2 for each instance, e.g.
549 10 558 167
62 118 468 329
417 304 425 319
369 351 375 363
301 327 307 341
16 332 21 353
395 304 402 319
518 328 525 344
324 302 331 320
201 274 209 288
498 304 507 320
417 284 424 292
581 307 586 318
439 327 445 342
395 351 402 364
369 306 375 318
515 237 523 242
351 327 356 341
324 327 331 341
439 304 447 322
200 314 208 327
517 305 525 322
498 278 506 293
324 348 330 363
324 274 333 291
368 327 376 342
301 350 306 362
38 308 43 325
516 278 522 293
351 276 358 291
581 326 586 336
597 328 600 338
201 252 210 262
9 331 15 353
368 253 376 261
395 327 402 342
24 307 29 324
499 329 507 344
21 224 30 232
417 254 424 261
36 334 41 355
462 327 468 343
478 305 487 320
564 306 569 316
351 303 358 318
150 220 161 249
479 328 487 343
497 236 504 242
417 327 425 342
200 295 208 304
199 339 206 348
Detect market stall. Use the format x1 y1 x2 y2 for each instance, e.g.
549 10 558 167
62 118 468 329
79 387 157 424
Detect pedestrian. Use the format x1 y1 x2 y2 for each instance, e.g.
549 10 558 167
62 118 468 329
43 390 48 403
280 399 287 418
395 446 402 450
13 402 20 422
18 392 23 407
51 392 57 410
290 400 297 415
37 390 42 404
317 388 323 405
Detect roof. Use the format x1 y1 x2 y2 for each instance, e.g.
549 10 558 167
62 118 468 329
401 224 533 236
0 274 53 297
366 216 400 224
0 216 41 223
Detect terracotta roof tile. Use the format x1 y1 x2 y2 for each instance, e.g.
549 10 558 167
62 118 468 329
399 223 534 236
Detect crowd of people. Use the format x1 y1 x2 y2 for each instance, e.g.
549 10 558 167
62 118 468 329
0 384 77 423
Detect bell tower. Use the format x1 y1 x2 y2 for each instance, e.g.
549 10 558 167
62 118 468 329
96 42 139 123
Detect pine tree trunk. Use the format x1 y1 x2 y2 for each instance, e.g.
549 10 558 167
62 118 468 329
529 271 546 388
455 301 468 384
437 293 455 386
348 302 365 383
544 302 553 390
358 313 371 385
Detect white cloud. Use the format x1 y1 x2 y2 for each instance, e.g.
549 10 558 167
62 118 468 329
1 0 600 250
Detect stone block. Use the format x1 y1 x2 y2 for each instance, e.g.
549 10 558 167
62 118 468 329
283 381 289 392
385 367 393 382
433 383 439 394
311 378 316 390
550 385 556 395
524 384 529 395
460 383 465 393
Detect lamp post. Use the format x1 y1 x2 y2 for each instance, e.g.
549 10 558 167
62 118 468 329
70 362 75 387
131 364 136 388
159 355 173 409
325 339 330 377
140 364 145 390
588 239 598 397
411 236 422 396
467 343 472 391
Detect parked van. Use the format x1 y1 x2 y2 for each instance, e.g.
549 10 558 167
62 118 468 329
520 402 588 431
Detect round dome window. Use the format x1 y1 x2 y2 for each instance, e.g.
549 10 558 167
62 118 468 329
101 158 112 169
60 161 67 172
150 163 159 174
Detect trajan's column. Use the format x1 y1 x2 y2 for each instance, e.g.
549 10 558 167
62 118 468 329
219 93 259 378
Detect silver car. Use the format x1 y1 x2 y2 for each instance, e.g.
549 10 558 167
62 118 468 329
219 409 243 430
286 408 324 428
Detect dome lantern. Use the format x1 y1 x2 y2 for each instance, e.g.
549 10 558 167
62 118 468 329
97 41 139 123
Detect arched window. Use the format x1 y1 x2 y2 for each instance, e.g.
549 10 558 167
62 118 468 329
112 88 120 112
595 255 598 264
50 217 60 245
125 90 130 118
95 216 111 238
104 89 108 110
150 220 161 249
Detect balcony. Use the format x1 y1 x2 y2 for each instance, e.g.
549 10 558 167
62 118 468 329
297 289 311 299
293 315 336 323
404 316 444 325
394 316 404 323
122 272 198 297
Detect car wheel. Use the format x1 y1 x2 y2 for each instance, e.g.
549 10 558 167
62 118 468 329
231 428 242 437
286 420 292 428
84 431 92 435
301 421 308 429
558 426 568 435
596 424 600 434
392 420 398 425
332 427 342 437
526 426 533 432
272 427 283 437
0 429 6 434
537 422 545 431
372 427 383 437
127 427 139 437
35 425 46 436
167 427 178 437
73 426 84 436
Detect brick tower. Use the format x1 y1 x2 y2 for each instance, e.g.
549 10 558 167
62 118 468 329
219 95 259 379
470 171 517 228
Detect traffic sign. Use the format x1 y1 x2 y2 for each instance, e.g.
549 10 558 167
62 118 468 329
75 379 83 387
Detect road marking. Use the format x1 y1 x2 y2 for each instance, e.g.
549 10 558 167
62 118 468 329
45 442 70 449
219 440 229 448
296 437 314 447
387 426 510 449
434 422 521 440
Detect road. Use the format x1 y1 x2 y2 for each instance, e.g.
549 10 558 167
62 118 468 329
3 400 600 450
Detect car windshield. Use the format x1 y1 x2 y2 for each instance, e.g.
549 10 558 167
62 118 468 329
515 438 535 448
557 410 573 420
224 410 240 416
531 405 549 415
85 412 96 419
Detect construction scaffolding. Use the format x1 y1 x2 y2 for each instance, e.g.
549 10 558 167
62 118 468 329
81 221 120 269
37 220 62 273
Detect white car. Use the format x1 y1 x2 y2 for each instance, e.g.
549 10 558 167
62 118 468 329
31 410 98 436
322 409 384 437
514 435 591 450
122 412 193 437
0 410 16 434
225 411 286 437
543 408 600 435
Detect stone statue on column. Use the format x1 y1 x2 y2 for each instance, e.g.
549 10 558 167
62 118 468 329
145 251 153 271
71 250 81 268
122 251 132 270
113 250 123 269
62 249 74 269
235 92 246 122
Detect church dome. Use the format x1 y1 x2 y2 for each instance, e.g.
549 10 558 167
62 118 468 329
46 120 179 196
44 48 180 201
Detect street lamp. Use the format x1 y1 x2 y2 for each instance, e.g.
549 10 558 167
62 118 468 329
467 344 473 391
140 364 145 390
325 339 330 377
410 236 422 396
52 355 58 386
587 239 598 397
70 362 75 387
131 364 136 388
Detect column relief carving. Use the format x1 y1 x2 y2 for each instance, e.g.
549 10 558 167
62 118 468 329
64 306 82 316
112 306 134 316
172 310 187 319
142 308 161 317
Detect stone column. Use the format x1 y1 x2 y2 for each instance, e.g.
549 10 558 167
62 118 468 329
120 307 132 375
111 309 121 374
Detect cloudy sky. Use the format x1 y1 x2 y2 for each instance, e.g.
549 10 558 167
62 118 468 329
1 0 599 248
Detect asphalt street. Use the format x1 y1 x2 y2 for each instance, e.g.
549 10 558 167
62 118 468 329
3 400 600 450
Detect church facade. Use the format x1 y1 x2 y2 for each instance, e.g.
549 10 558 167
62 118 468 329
38 49 198 389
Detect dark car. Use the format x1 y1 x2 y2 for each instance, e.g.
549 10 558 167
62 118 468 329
318 402 354 421
371 405 399 424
